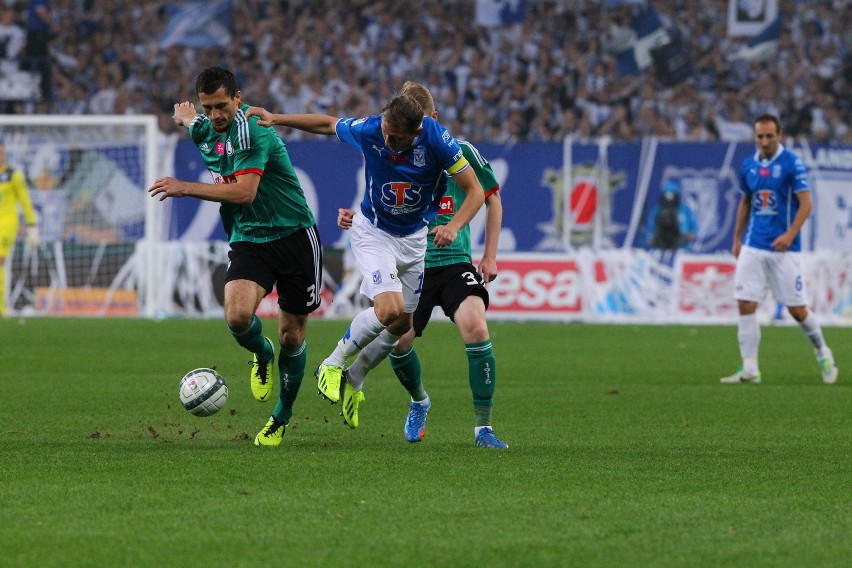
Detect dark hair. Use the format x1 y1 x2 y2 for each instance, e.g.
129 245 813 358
381 95 424 134
753 113 781 133
195 66 238 97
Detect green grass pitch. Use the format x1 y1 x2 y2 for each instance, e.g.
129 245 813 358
0 318 849 567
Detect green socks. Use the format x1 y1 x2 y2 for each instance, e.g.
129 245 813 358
392 340 497 428
467 340 496 427
390 347 428 402
273 341 306 424
228 315 272 360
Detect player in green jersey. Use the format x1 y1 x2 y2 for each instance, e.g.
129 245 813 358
148 67 323 447
338 82 508 448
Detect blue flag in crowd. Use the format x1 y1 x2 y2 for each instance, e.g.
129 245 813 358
732 16 781 61
475 0 527 27
159 0 232 49
615 7 670 76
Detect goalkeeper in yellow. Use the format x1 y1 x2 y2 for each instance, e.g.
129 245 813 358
0 143 39 317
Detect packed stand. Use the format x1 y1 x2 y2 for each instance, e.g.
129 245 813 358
2 0 849 144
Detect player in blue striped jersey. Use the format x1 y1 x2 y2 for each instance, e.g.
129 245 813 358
720 114 837 385
247 96 485 427
338 82 508 448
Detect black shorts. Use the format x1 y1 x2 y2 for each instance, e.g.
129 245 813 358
225 225 323 315
412 262 489 336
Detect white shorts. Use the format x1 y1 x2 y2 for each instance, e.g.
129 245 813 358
349 212 427 313
733 245 808 306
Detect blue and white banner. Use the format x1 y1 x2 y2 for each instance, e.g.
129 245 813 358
615 7 670 76
475 0 526 27
731 16 780 61
159 0 232 49
728 0 778 36
169 139 852 257
157 137 852 322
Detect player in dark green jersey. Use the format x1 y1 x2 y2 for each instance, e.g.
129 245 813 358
148 67 322 447
339 82 508 448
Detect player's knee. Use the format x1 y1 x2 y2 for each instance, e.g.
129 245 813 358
386 314 412 337
279 330 304 350
737 300 758 315
787 305 808 322
455 303 489 342
224 309 253 331
461 322 489 343
394 328 416 353
373 293 404 325
278 313 307 348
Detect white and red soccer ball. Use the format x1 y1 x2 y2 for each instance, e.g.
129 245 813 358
178 368 229 417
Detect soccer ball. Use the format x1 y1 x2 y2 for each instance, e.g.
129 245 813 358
179 368 229 417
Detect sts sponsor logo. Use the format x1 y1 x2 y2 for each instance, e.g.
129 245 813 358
381 181 423 214
753 190 777 215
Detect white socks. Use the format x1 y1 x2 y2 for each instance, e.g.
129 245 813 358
324 307 385 368
738 311 831 375
738 313 760 374
798 313 829 356
346 329 401 390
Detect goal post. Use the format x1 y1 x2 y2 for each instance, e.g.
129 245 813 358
1 114 167 317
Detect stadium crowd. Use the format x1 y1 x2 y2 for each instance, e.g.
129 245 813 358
1 0 850 144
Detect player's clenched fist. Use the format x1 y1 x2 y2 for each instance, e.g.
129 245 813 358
338 208 355 230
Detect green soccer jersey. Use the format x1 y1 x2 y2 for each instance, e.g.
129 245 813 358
188 103 315 243
425 141 499 268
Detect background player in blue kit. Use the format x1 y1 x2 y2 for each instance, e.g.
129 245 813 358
247 96 485 428
720 114 837 385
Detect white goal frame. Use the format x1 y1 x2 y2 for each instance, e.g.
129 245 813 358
0 115 164 317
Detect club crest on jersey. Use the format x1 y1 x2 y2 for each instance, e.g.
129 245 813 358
413 148 425 167
225 140 234 156
753 190 777 215
372 270 382 284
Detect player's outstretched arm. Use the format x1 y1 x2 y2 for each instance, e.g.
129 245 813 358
148 173 261 205
245 107 338 135
430 167 485 247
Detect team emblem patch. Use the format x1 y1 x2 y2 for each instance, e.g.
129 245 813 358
413 148 425 167
372 270 382 284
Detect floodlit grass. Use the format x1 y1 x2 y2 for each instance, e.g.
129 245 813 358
0 318 849 567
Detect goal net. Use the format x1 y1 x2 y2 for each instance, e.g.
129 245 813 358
1 115 165 317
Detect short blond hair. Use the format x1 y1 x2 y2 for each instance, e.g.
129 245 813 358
399 81 435 116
